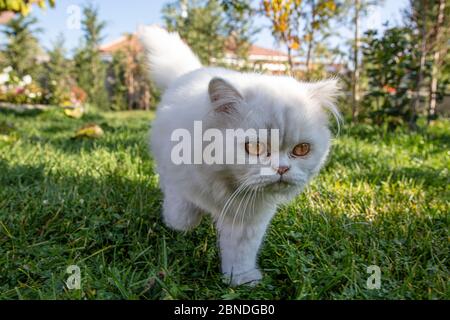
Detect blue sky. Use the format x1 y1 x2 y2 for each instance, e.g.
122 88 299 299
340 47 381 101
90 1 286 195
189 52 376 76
30 0 409 53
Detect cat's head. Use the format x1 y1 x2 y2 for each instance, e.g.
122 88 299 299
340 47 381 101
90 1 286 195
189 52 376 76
206 75 341 197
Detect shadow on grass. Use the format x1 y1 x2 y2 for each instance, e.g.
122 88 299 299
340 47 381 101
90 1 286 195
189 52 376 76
0 161 47 186
0 159 223 299
0 108 45 118
0 159 162 238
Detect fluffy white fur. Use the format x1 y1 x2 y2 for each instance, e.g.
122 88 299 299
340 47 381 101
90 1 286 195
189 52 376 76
138 25 202 90
139 25 341 286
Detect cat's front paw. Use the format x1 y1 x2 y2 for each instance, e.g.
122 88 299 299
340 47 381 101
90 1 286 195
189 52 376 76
224 269 263 287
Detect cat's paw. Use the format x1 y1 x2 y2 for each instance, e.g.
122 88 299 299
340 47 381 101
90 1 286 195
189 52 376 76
224 269 263 287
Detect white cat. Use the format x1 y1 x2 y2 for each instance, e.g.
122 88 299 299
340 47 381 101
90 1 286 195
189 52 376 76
139 25 341 286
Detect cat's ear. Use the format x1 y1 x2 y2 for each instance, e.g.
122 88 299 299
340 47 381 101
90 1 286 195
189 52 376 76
307 78 342 124
208 77 243 114
307 79 341 107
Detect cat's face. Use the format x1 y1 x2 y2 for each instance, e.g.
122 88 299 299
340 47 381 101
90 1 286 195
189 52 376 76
207 76 340 197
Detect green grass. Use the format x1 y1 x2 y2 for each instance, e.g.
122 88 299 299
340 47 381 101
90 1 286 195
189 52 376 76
0 108 448 300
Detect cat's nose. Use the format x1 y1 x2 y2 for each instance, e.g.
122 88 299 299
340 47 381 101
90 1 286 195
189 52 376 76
276 166 290 175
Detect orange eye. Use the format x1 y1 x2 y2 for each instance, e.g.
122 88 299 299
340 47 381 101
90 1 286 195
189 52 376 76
245 142 265 156
292 143 310 157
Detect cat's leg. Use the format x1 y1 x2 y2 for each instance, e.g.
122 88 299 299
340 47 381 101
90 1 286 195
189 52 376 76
162 192 203 231
217 210 274 286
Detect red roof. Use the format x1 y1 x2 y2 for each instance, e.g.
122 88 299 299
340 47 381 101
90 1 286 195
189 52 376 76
0 12 15 25
100 33 287 58
248 45 287 57
224 36 287 57
100 34 142 53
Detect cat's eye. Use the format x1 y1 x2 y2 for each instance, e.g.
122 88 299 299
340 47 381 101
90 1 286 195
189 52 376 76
292 143 310 157
245 142 265 156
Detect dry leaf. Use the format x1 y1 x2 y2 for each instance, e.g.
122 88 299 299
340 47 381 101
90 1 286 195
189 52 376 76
0 134 18 143
73 123 104 139
64 107 84 119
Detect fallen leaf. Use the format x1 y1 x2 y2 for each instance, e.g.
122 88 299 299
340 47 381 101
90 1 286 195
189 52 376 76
64 107 84 119
73 123 104 139
0 134 18 143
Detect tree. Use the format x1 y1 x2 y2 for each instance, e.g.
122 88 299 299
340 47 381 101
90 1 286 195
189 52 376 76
341 0 383 122
262 0 302 70
0 15 42 77
42 34 73 105
73 4 108 109
262 0 339 75
406 0 449 124
426 0 448 122
107 34 154 110
362 28 420 128
221 0 260 68
0 0 55 16
406 0 429 128
303 0 338 79
108 51 127 111
163 0 227 65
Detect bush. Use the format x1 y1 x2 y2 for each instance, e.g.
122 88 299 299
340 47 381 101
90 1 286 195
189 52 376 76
361 28 420 129
0 66 44 104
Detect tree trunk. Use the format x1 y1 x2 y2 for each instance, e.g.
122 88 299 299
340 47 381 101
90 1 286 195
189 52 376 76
305 0 316 80
287 46 294 72
428 0 446 124
410 0 427 129
351 0 360 122
305 31 314 79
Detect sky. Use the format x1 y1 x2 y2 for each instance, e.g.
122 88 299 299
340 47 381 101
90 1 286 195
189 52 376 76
29 0 410 54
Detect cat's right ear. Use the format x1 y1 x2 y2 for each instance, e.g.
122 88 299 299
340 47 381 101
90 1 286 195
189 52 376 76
208 77 243 114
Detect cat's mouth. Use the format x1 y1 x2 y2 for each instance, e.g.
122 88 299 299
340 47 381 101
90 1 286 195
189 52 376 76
277 178 296 186
258 178 296 189
238 175 303 191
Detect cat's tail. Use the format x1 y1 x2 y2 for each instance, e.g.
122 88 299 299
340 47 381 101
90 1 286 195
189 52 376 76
138 25 202 91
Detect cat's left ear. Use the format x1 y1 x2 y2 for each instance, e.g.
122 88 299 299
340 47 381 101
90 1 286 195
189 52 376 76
307 79 341 108
208 77 243 114
307 78 342 123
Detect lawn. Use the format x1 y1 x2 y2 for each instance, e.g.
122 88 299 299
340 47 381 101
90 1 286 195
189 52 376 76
0 108 448 299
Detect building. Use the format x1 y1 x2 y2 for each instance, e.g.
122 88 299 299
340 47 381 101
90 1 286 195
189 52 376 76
99 28 292 74
100 30 347 78
0 12 14 24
